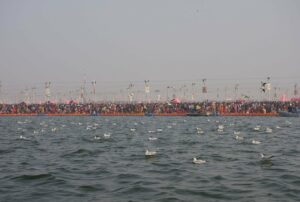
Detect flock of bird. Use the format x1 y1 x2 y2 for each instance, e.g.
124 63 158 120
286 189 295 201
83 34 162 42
143 122 278 165
16 118 291 165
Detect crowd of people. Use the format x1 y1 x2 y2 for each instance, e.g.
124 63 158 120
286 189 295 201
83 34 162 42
0 100 299 115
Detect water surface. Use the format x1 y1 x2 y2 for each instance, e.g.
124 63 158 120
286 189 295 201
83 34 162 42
0 117 299 201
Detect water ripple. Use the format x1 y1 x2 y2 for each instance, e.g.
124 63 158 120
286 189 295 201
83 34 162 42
0 116 299 201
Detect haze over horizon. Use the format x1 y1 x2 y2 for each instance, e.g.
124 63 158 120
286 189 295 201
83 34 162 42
0 0 299 102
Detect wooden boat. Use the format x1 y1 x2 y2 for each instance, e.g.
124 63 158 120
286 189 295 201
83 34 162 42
278 107 300 117
187 112 218 116
0 113 37 117
278 111 299 117
100 113 144 116
152 113 187 116
220 112 278 117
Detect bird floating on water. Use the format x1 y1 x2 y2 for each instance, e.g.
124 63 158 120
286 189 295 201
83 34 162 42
148 137 158 141
196 127 204 134
265 127 272 133
260 153 274 160
104 133 111 138
252 140 261 145
197 130 204 134
233 131 240 135
253 126 261 131
145 150 157 156
193 157 206 164
235 135 244 140
217 125 224 132
19 135 28 140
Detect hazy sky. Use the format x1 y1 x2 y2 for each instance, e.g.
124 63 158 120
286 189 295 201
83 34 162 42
0 0 300 101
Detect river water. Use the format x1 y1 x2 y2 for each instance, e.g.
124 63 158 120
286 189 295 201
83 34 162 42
0 116 299 202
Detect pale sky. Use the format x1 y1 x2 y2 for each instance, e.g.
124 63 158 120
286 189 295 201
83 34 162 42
0 0 299 102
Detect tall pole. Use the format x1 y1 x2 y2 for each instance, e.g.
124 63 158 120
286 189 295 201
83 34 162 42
154 89 160 102
31 87 36 104
234 84 239 101
294 83 298 97
144 80 150 103
191 83 196 101
166 86 170 101
45 82 51 102
127 83 134 103
202 79 207 101
267 77 271 101
0 81 1 102
91 80 96 103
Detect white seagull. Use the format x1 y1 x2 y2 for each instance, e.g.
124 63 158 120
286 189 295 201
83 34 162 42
260 153 274 160
253 126 260 131
252 140 261 145
193 157 206 164
235 135 244 140
233 131 240 135
265 127 272 133
145 150 157 156
104 133 111 138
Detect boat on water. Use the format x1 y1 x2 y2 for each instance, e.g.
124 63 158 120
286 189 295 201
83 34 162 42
278 107 300 117
186 112 218 116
